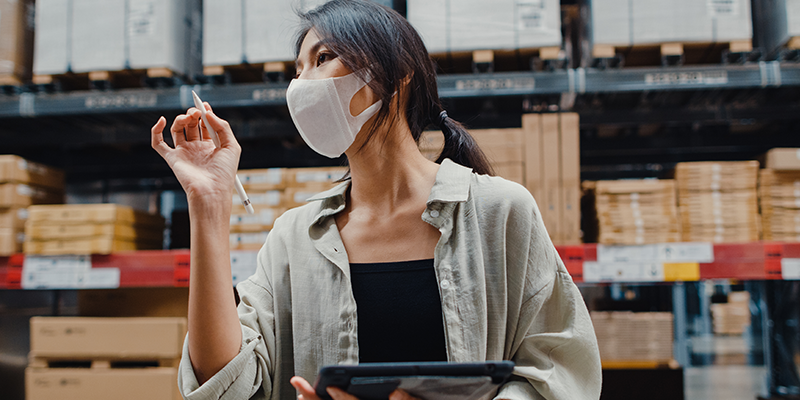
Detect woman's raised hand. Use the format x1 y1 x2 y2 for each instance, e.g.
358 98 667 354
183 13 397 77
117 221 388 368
151 104 242 203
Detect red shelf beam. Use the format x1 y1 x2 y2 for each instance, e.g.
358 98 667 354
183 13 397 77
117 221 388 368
1 242 798 289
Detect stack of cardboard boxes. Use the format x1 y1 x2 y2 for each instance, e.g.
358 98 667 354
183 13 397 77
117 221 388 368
710 291 751 335
760 148 800 241
231 166 347 250
23 204 165 255
419 113 580 245
0 0 34 85
590 311 674 363
0 156 64 255
676 161 760 243
589 179 680 245
26 317 186 400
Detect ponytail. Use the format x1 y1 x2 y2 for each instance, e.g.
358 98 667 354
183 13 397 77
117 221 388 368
434 110 495 176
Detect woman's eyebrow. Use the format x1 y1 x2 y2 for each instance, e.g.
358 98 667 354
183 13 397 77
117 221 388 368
295 39 332 70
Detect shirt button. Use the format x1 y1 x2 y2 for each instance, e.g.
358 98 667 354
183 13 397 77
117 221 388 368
429 210 440 218
440 279 451 289
347 320 353 330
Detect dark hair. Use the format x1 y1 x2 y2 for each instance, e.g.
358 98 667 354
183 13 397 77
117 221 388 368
295 0 494 175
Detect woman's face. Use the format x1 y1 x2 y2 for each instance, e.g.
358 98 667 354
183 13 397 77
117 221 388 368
295 29 378 118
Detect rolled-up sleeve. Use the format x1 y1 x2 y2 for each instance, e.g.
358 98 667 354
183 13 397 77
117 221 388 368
497 269 602 400
177 246 278 400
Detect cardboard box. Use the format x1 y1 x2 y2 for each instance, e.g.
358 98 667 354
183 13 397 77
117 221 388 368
26 222 163 242
541 114 562 243
26 367 181 400
0 0 34 83
232 190 284 213
230 231 269 250
230 208 284 232
29 317 186 359
560 113 581 245
287 167 348 188
407 0 561 53
0 207 28 230
764 148 800 170
471 129 525 164
493 162 525 186
238 168 288 191
0 184 63 208
675 161 759 192
0 155 64 190
0 228 24 255
24 237 163 255
26 204 164 229
284 187 328 208
522 114 543 205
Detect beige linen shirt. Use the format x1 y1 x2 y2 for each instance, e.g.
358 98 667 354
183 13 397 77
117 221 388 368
178 159 602 400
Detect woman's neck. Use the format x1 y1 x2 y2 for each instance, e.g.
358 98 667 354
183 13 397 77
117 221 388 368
345 120 439 213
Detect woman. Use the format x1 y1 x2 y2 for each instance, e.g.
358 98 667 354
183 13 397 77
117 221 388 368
150 1 601 399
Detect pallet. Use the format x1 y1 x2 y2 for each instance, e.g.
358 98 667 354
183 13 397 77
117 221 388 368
431 47 564 74
29 354 179 369
30 67 183 92
200 61 294 84
601 360 680 370
592 39 756 68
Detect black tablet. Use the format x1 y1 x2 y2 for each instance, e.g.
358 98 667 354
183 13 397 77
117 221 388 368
313 361 515 400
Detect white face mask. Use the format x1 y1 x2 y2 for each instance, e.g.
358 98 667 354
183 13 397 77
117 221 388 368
286 71 383 158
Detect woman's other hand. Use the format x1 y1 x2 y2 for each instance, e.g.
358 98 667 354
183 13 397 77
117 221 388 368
151 103 242 203
290 376 421 400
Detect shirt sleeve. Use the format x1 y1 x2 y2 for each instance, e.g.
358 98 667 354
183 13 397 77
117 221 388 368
495 192 602 400
176 245 278 400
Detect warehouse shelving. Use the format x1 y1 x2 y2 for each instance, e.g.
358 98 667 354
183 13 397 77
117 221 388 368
1 63 798 118
1 242 796 290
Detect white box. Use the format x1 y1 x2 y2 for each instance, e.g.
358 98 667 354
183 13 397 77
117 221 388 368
408 0 562 53
592 0 751 46
71 0 127 73
34 0 196 75
203 0 329 67
128 0 189 74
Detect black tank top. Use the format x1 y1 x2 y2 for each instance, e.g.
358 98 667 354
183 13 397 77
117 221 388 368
349 259 448 363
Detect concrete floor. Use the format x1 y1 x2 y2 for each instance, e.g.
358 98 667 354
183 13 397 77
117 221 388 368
685 365 767 400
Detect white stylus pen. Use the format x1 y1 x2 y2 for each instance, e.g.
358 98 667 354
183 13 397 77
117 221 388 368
192 90 255 214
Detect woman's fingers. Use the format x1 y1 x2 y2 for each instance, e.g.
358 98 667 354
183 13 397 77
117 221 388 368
170 114 188 146
388 390 419 400
290 377 322 400
327 387 360 400
202 107 240 150
184 108 202 141
151 116 171 158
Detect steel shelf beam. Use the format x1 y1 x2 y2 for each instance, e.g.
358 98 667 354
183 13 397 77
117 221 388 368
3 63 800 118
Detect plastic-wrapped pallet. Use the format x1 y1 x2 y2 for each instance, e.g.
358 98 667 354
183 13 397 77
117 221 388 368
0 0 34 85
591 0 752 47
203 0 329 67
753 0 800 54
34 0 199 76
407 0 562 53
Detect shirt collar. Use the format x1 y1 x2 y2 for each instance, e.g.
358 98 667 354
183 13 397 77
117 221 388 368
306 158 473 224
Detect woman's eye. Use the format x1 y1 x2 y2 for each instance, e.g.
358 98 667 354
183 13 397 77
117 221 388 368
316 52 334 66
